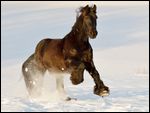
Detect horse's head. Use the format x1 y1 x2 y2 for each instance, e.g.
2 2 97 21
81 5 98 39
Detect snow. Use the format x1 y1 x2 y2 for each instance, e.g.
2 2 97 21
1 1 149 112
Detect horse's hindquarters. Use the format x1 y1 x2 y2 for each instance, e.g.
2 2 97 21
22 54 45 97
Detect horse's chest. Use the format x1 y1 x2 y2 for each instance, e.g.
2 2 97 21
82 49 93 62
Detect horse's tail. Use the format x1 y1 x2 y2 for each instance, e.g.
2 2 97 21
22 53 46 97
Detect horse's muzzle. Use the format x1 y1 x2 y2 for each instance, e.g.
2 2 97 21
90 30 98 39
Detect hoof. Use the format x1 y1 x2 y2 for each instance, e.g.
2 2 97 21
94 85 110 97
65 97 77 101
65 97 72 101
99 90 109 97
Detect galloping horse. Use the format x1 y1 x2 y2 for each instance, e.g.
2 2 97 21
22 5 109 100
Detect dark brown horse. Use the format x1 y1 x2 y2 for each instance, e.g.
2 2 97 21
22 5 109 100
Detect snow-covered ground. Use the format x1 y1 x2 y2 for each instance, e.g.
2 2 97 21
1 1 149 112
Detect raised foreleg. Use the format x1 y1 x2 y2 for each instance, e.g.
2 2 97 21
66 59 85 85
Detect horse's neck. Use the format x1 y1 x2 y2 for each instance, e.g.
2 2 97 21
71 15 89 42
64 15 90 48
69 29 90 51
74 28 88 41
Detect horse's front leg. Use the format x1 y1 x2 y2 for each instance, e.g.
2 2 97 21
84 61 109 97
69 60 85 85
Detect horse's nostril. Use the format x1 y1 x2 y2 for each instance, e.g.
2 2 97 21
90 31 96 35
95 31 98 35
93 31 97 36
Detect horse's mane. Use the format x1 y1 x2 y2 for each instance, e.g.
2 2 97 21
76 7 83 19
71 7 84 32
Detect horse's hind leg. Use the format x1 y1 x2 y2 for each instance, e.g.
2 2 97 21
22 54 46 97
54 74 73 101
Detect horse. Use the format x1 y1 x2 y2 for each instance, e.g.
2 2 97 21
22 4 109 100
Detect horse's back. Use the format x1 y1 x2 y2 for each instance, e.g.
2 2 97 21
35 38 64 57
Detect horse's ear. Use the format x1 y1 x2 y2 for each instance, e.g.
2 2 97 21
85 5 89 9
91 4 97 13
81 5 89 16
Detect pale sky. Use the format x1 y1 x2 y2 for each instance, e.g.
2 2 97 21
2 1 149 9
